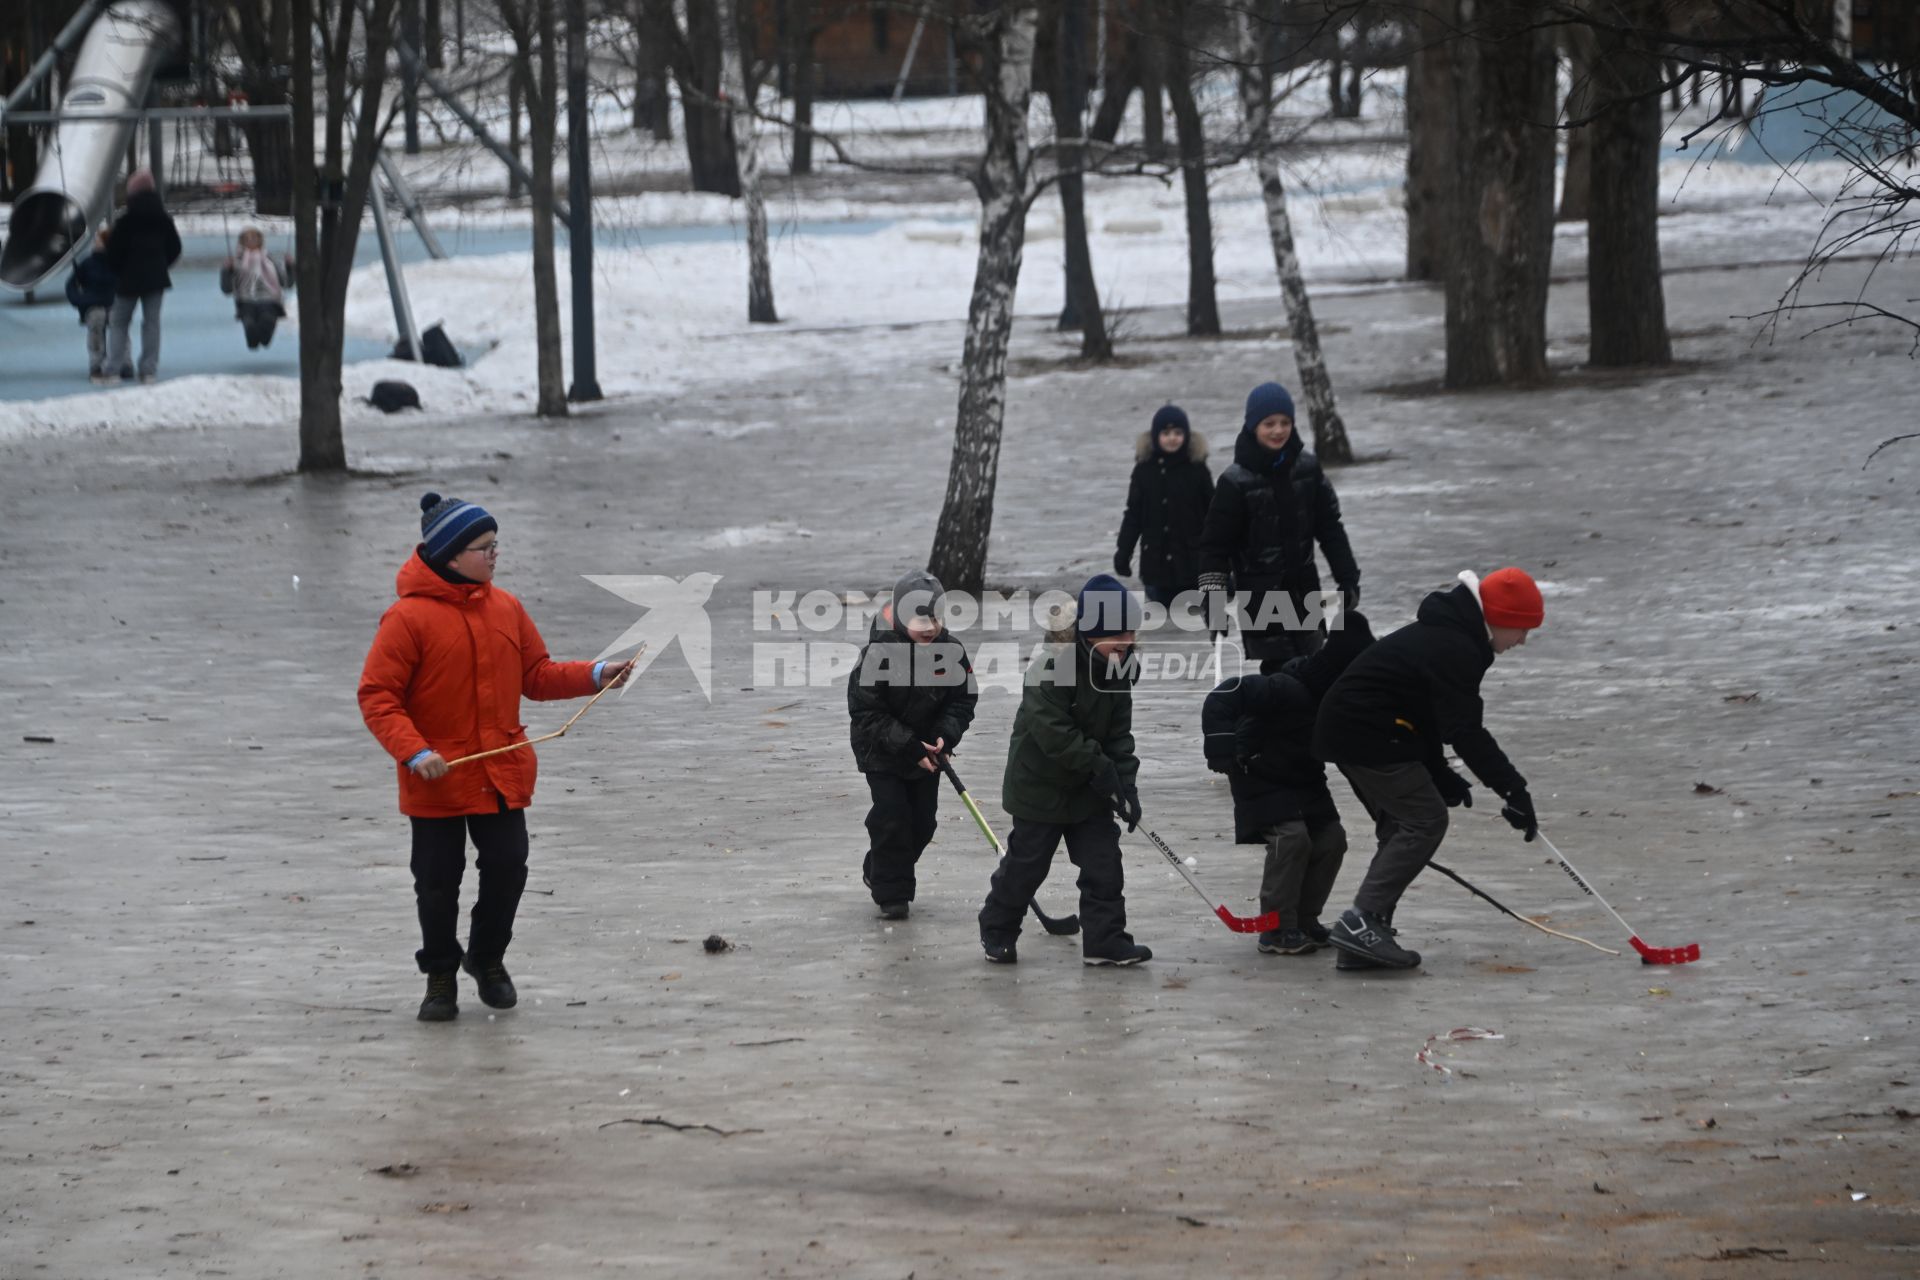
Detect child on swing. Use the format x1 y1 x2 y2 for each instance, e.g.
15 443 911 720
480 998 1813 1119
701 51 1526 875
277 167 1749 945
220 226 291 350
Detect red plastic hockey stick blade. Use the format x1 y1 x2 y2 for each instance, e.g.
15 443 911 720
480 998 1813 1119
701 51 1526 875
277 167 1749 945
1215 905 1281 934
1630 936 1702 965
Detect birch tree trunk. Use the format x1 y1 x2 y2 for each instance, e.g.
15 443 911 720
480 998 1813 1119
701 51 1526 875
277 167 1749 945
717 0 776 322
927 3 1039 595
1236 6 1352 464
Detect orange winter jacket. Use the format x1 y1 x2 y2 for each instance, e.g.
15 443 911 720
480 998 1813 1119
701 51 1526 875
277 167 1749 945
358 550 599 817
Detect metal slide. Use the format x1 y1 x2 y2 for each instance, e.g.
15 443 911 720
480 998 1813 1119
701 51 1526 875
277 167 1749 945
0 0 180 293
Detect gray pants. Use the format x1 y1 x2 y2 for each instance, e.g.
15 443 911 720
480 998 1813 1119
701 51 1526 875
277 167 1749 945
1260 819 1347 929
104 290 165 379
83 306 111 375
1338 762 1449 918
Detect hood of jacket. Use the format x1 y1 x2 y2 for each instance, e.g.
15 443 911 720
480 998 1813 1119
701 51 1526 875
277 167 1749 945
1283 608 1376 699
1134 428 1210 465
868 604 951 647
123 189 169 225
396 547 490 605
1416 579 1494 663
1232 425 1303 476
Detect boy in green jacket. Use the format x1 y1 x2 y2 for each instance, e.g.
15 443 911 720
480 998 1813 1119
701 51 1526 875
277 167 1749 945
978 574 1152 967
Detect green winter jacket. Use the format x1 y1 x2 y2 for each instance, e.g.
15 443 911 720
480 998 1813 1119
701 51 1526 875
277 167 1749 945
1000 639 1139 824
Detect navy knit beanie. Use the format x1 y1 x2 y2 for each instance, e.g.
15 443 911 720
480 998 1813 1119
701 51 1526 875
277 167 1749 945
419 492 498 565
1076 573 1144 640
1243 382 1296 433
1150 404 1190 436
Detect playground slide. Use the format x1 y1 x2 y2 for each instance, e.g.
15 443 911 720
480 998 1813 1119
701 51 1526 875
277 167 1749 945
0 0 180 293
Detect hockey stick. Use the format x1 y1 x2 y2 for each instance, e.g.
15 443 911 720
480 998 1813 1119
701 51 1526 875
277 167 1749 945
1427 861 1620 956
1139 827 1279 934
1537 832 1701 965
935 757 1080 936
445 646 642 768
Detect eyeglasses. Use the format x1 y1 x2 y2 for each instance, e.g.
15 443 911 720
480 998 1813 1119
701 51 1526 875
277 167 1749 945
462 541 502 558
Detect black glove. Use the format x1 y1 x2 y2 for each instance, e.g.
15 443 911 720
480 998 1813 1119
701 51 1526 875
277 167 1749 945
1431 766 1472 809
1204 749 1234 776
1500 787 1537 842
1088 761 1140 831
1115 782 1143 833
1339 582 1360 611
1113 551 1132 578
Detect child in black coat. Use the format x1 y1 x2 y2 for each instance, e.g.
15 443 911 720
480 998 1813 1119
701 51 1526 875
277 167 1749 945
1115 404 1213 607
847 570 978 919
64 229 123 384
1202 612 1374 955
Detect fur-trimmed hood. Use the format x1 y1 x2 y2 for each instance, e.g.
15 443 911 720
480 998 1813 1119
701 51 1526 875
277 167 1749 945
1134 428 1209 464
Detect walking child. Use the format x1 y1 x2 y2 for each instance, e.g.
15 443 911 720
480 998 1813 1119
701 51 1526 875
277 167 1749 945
220 226 291 349
1114 404 1213 607
847 570 978 920
1198 382 1361 671
1201 611 1374 955
978 574 1152 967
101 168 181 384
64 228 123 384
358 493 633 1021
1314 569 1545 971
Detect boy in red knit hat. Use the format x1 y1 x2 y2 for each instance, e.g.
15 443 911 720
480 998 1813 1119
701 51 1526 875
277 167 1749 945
1311 568 1544 969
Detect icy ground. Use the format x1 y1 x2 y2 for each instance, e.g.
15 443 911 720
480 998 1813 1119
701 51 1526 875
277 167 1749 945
1 251 1917 1274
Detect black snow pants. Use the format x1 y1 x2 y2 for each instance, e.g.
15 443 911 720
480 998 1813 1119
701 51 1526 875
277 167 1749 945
862 771 940 905
409 798 530 974
978 814 1132 954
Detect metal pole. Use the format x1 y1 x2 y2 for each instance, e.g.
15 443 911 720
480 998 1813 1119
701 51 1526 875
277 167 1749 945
376 149 448 258
565 0 600 401
891 4 929 103
0 0 108 124
368 173 423 363
392 36 571 230
2 105 296 124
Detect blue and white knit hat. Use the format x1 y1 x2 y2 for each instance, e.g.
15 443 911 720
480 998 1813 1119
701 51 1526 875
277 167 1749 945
419 492 498 565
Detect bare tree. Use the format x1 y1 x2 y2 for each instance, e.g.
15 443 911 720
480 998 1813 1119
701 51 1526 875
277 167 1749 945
716 0 776 321
215 0 297 215
642 0 742 194
1403 0 1455 281
1557 20 1596 223
1162 0 1220 336
1044 0 1112 358
499 0 569 415
1582 0 1670 366
1237 0 1354 462
291 0 402 472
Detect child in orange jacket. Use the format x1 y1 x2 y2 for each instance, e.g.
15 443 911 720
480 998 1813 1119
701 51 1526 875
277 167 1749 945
359 492 631 1022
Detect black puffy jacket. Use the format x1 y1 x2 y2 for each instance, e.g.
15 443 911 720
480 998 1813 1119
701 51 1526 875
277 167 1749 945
65 254 116 316
847 612 978 778
1199 428 1359 597
104 191 182 297
1312 580 1525 798
1202 611 1374 840
1116 430 1213 591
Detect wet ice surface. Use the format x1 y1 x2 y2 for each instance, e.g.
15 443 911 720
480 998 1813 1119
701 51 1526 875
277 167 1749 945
1 256 1917 1276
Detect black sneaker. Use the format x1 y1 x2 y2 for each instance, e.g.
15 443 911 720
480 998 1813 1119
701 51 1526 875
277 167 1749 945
879 901 910 921
1257 928 1319 955
418 971 458 1021
1082 938 1152 967
461 957 518 1009
1335 947 1391 972
1302 919 1331 946
1327 908 1420 969
982 937 1018 964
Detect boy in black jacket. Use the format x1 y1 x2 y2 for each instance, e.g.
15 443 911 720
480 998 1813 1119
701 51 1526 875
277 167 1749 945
64 229 123 384
1115 404 1213 606
848 571 978 920
1203 613 1374 955
1314 569 1545 971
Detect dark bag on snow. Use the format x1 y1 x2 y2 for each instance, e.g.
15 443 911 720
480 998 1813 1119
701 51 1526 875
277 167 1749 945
391 321 463 369
368 380 421 413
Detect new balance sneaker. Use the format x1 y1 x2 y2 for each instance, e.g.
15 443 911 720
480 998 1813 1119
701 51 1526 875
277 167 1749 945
982 936 1018 965
1257 928 1320 955
1335 947 1392 971
879 901 910 921
418 971 458 1021
461 957 518 1009
1082 937 1153 967
1326 907 1421 969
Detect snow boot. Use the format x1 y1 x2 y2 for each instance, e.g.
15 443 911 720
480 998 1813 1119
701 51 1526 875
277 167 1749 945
982 936 1018 965
418 971 458 1021
1257 928 1320 955
878 901 910 921
1327 908 1420 969
1082 937 1152 967
462 957 518 1009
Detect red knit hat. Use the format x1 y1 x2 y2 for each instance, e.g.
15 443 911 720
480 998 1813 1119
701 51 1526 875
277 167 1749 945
1480 567 1544 630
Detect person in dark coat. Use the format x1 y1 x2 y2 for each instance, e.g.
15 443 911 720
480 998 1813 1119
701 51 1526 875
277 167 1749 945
847 570 978 919
102 168 183 384
1314 568 1545 971
978 574 1151 968
1198 382 1361 673
1115 404 1213 607
64 228 127 383
1201 611 1375 955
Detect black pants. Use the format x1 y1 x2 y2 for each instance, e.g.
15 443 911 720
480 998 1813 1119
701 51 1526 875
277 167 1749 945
1338 762 1449 918
979 813 1130 952
408 800 530 974
862 771 940 904
237 300 281 349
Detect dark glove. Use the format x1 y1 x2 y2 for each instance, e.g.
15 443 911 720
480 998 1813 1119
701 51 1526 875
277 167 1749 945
1198 570 1232 639
1431 766 1472 808
1339 582 1360 611
1500 787 1537 842
1113 551 1132 578
1204 749 1234 776
1115 782 1142 833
